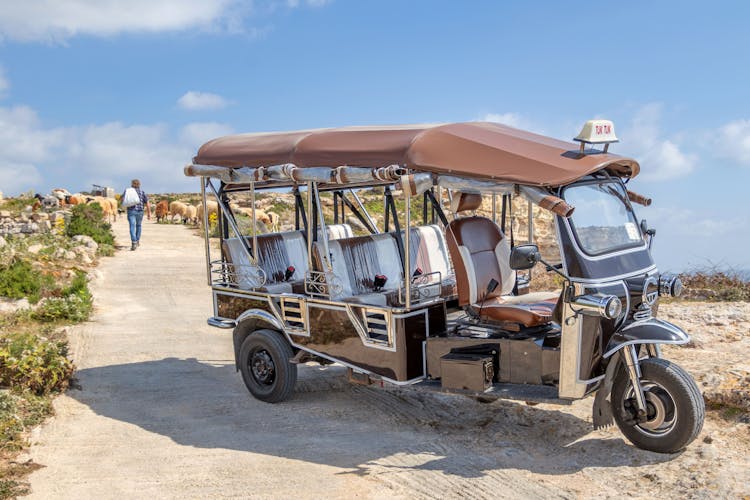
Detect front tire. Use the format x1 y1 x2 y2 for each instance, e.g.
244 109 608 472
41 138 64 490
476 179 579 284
612 357 704 453
239 329 297 403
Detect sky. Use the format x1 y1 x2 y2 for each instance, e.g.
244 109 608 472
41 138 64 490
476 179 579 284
0 0 749 272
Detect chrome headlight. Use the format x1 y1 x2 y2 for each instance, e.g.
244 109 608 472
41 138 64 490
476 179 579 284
570 294 622 319
659 273 683 298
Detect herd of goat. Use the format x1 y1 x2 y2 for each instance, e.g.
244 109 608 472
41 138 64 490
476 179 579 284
32 189 280 231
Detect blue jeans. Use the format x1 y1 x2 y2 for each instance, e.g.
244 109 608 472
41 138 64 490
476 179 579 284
127 210 144 243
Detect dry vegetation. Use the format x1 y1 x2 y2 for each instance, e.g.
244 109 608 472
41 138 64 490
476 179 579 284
0 197 113 497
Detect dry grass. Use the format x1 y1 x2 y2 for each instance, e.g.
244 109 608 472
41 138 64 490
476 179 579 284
678 269 750 302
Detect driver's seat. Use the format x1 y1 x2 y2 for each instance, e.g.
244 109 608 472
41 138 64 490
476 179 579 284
445 194 557 328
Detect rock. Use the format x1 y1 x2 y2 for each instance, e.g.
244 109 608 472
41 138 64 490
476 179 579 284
703 435 713 444
19 222 38 233
40 220 51 231
346 215 368 232
0 298 31 314
31 212 49 221
0 235 5 248
27 243 43 254
64 250 77 260
0 210 10 218
79 254 93 265
73 235 98 250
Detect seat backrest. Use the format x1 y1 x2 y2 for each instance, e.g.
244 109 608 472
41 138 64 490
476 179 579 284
445 216 516 306
318 223 354 241
223 231 308 289
405 225 453 280
314 233 402 300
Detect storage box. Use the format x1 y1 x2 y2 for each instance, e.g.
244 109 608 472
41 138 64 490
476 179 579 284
440 353 494 392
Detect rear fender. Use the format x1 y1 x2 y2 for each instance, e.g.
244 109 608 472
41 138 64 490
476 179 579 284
603 318 689 359
233 309 285 371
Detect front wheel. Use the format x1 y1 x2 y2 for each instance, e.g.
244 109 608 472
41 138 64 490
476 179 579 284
239 329 297 403
612 357 704 453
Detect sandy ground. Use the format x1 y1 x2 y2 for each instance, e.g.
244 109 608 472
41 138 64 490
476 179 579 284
24 218 750 499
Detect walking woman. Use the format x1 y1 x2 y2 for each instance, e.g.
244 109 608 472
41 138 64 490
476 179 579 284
121 179 151 250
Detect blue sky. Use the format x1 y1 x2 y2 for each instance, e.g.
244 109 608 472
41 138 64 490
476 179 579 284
0 0 749 271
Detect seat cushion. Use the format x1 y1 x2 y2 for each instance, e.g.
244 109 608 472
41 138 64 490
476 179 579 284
446 216 516 306
317 233 403 301
472 297 555 327
223 231 308 290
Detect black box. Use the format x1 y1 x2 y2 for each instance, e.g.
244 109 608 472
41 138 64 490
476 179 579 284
440 353 494 392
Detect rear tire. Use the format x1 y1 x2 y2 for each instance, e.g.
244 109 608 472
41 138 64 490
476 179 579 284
239 329 297 403
612 357 704 453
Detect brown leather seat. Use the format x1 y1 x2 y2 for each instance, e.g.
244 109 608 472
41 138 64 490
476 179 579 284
445 199 556 327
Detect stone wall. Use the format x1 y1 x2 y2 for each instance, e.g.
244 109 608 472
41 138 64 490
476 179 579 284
0 210 61 236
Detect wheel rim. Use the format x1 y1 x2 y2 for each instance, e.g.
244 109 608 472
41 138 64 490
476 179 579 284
624 379 677 437
249 349 276 386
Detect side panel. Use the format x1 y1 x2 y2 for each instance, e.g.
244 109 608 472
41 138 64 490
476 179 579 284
295 304 405 380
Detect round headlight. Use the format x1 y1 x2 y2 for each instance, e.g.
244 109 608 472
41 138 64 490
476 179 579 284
604 296 623 319
659 273 683 297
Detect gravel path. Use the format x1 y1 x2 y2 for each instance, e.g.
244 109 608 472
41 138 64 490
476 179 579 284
24 218 749 498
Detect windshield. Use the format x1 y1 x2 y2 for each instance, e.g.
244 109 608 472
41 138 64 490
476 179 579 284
564 181 643 256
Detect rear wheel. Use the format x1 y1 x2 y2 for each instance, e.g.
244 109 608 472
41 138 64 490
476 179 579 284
239 329 297 403
612 357 704 453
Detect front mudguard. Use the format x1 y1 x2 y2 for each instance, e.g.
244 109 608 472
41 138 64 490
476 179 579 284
592 318 690 428
603 318 690 358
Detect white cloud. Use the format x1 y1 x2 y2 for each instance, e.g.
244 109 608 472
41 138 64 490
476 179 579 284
177 91 230 111
0 0 332 43
0 102 233 195
481 112 526 129
180 122 234 146
716 119 750 166
479 112 548 135
286 0 331 7
620 103 697 182
0 0 242 43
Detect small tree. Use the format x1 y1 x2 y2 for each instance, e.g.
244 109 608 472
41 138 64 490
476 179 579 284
65 203 115 245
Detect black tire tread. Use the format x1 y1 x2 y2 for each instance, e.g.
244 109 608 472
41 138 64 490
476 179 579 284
239 329 297 403
612 357 704 453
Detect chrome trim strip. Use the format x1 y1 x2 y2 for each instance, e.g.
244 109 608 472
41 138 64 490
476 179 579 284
287 343 424 386
209 284 437 315
235 309 285 332
568 265 658 285
603 319 689 358
201 177 212 286
350 189 380 234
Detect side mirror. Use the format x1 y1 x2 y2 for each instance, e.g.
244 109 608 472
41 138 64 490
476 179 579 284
640 219 656 237
509 244 540 271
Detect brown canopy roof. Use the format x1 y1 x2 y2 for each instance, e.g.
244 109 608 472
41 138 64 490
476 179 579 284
193 121 639 187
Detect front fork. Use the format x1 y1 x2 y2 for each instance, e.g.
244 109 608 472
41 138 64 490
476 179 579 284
622 343 661 421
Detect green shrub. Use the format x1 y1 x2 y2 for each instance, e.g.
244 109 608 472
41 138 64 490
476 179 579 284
33 293 92 323
0 196 33 214
0 332 74 394
0 260 44 304
66 203 114 246
32 271 92 323
97 243 115 257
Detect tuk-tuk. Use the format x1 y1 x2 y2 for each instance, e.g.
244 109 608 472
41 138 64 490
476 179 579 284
185 120 704 453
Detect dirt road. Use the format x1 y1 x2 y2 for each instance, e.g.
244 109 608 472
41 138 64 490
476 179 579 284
26 218 749 498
